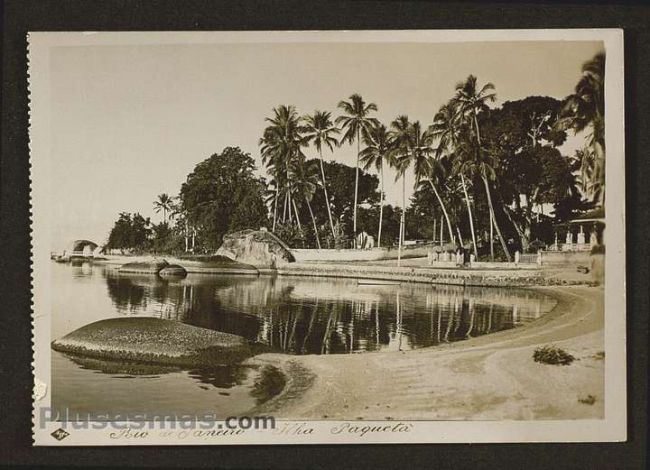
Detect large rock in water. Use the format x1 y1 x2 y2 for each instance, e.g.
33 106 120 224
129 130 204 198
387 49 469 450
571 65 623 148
216 229 295 268
52 318 251 367
119 258 169 274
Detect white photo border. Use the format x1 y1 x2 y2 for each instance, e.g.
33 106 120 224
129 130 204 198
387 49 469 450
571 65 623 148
29 28 626 445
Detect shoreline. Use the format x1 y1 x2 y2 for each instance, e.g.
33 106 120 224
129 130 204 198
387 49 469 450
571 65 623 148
75 254 595 287
248 285 604 420
54 258 604 420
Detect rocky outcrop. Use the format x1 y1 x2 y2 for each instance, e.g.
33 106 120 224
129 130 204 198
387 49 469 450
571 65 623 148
176 254 259 274
216 229 295 269
118 258 169 274
52 317 252 367
158 264 188 278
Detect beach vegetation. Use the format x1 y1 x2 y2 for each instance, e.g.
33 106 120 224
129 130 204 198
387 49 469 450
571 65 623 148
578 394 597 405
533 345 576 365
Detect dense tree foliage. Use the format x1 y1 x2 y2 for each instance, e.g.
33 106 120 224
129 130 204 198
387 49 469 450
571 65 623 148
307 160 379 244
179 147 268 251
556 52 606 205
106 213 152 251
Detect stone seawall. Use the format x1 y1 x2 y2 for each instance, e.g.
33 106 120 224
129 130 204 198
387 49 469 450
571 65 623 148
539 250 592 267
277 262 586 287
292 245 434 262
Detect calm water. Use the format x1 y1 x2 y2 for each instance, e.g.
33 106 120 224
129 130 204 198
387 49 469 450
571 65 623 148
51 261 556 419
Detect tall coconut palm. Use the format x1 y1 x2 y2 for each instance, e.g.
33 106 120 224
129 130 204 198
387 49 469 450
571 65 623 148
571 146 599 200
455 129 502 257
153 193 173 224
389 116 414 266
455 75 511 261
431 100 478 258
263 177 281 231
392 155 410 267
291 160 323 249
302 110 340 239
556 52 605 206
336 94 379 247
360 122 392 248
407 120 456 248
259 105 308 230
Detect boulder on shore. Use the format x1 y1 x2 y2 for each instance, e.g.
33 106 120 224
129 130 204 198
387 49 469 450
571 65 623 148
216 229 295 268
176 254 259 274
118 258 169 274
158 264 188 278
52 317 252 367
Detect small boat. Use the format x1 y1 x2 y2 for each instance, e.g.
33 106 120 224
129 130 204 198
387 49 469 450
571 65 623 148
357 279 401 286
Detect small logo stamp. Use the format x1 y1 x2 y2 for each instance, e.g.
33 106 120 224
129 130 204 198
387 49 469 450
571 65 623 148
51 428 69 441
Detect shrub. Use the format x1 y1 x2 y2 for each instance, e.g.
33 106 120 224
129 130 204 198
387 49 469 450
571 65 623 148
591 244 605 255
533 345 575 365
578 394 596 405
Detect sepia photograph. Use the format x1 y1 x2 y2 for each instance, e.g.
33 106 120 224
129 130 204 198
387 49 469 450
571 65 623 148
28 29 626 445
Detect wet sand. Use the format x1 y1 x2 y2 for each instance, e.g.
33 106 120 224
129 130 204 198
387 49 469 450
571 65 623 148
250 286 604 420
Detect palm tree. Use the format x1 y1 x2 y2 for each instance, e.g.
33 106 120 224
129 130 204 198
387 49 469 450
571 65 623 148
263 176 281 232
572 146 600 200
360 122 392 248
431 100 478 258
259 105 308 230
408 120 456 248
336 94 379 247
556 52 605 206
389 115 413 266
153 193 173 224
392 117 456 255
167 196 181 222
291 160 323 249
455 75 511 261
302 110 340 239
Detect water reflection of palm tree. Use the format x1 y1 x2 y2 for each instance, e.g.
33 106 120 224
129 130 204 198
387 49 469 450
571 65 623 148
348 302 357 354
301 298 319 353
374 301 380 350
465 298 475 339
396 290 403 351
454 296 463 335
487 303 493 333
287 306 304 352
476 307 482 335
428 292 434 341
321 303 337 355
443 295 454 342
437 302 442 344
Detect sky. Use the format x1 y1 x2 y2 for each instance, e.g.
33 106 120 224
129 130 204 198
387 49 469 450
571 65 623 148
45 36 604 250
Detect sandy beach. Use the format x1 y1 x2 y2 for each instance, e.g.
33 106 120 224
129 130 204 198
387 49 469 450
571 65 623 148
250 286 604 420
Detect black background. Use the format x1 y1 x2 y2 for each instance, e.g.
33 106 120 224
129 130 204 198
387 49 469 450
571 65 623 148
1 1 648 468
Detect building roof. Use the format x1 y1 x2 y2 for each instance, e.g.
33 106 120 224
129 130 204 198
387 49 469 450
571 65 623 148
571 207 605 222
553 207 605 228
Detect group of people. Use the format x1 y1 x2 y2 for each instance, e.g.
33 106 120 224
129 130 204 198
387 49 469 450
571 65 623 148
427 247 470 267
